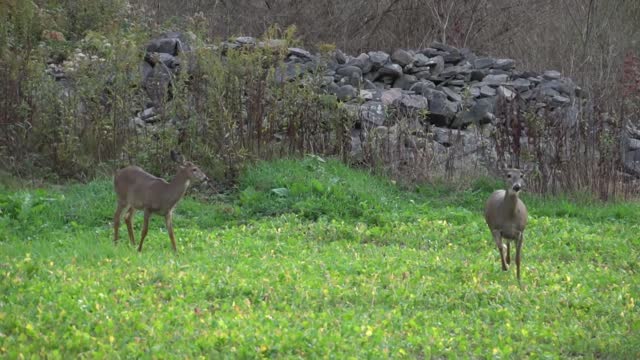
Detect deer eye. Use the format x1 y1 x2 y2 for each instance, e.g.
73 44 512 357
192 168 197 172
507 174 511 178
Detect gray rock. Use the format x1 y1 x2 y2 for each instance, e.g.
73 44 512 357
510 78 531 92
391 49 414 66
348 53 373 73
541 79 575 96
493 58 516 70
421 48 442 57
444 50 464 64
359 89 374 100
378 63 404 78
275 62 306 82
368 51 390 69
394 94 429 113
140 106 157 121
409 80 436 95
422 88 458 126
430 41 454 52
336 65 363 79
381 88 404 106
442 86 463 102
543 70 562 80
235 36 256 45
440 64 471 78
427 56 445 76
335 49 347 64
363 79 378 90
288 47 313 60
469 87 481 98
414 70 432 80
470 70 487 82
413 53 431 67
484 74 509 86
259 39 287 49
474 57 495 69
335 85 358 101
146 37 182 56
454 98 496 128
359 101 386 126
628 138 640 151
551 95 570 106
393 74 418 90
497 86 516 101
540 87 560 97
480 85 496 97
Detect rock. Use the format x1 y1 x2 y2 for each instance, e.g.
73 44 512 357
359 101 386 126
440 65 471 78
469 87 481 98
430 41 455 52
543 70 562 80
336 65 362 79
335 49 347 64
409 80 436 95
275 62 306 82
334 85 357 101
493 58 516 70
422 88 458 126
391 49 414 66
146 37 182 56
443 49 464 64
348 53 373 73
497 86 516 101
474 57 495 69
484 74 509 86
510 78 531 92
393 74 418 90
368 51 390 69
551 95 570 106
413 53 431 67
288 47 313 60
470 70 487 82
359 89 374 100
235 36 256 46
541 79 575 96
393 94 429 114
454 98 495 128
363 79 378 90
381 88 404 106
426 56 445 76
414 70 432 80
378 63 404 78
350 129 363 160
140 107 158 122
442 86 463 102
629 138 640 151
480 85 496 97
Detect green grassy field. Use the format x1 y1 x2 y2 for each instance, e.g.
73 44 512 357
1 158 638 359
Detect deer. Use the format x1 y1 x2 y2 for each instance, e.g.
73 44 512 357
484 163 531 281
113 150 209 252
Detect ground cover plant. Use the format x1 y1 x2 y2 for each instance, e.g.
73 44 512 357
0 158 639 358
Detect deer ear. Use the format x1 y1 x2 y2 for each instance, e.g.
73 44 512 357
170 150 185 164
522 163 534 175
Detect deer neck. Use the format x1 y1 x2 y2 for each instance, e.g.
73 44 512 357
502 189 520 214
166 169 191 207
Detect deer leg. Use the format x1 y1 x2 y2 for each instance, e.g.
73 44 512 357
165 212 177 252
492 230 508 271
113 203 126 244
137 210 151 252
516 232 524 281
124 207 136 246
506 242 511 265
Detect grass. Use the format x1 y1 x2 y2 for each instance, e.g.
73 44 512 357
1 157 639 358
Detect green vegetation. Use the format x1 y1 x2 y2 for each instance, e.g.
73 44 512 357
1 158 639 358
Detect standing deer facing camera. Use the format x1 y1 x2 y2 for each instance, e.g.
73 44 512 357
113 150 209 252
484 164 531 281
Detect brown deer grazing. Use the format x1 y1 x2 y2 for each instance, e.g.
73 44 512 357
484 164 530 281
113 150 209 252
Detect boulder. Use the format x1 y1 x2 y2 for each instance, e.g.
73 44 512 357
391 49 414 67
